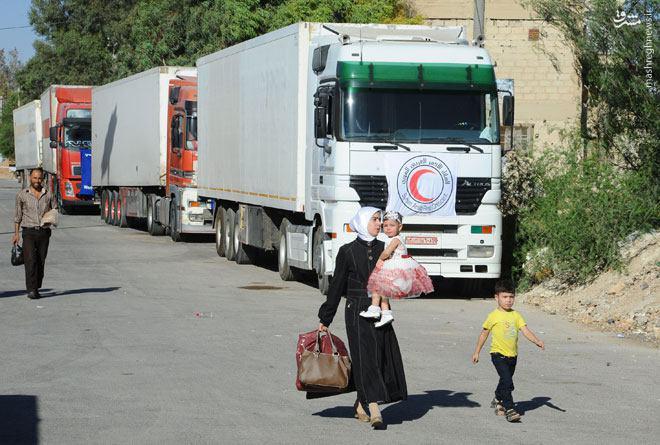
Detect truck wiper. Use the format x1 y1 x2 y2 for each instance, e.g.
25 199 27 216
371 136 411 151
422 138 484 153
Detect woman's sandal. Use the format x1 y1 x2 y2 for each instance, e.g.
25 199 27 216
505 409 521 422
354 400 370 422
368 402 384 428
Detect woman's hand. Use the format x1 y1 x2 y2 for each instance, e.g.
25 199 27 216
318 323 328 332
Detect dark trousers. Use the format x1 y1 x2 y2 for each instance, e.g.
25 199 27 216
22 227 51 293
491 352 517 410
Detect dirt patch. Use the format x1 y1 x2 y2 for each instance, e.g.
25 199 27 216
519 231 659 347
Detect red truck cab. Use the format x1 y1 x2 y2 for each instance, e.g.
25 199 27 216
43 86 96 212
167 77 198 190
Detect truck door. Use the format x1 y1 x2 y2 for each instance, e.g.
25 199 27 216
169 114 185 185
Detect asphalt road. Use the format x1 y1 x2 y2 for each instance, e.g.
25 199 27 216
1 179 658 444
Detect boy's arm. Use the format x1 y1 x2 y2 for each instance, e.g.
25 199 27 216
472 329 490 363
520 326 545 350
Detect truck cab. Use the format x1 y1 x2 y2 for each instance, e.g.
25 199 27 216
306 25 513 290
44 86 95 212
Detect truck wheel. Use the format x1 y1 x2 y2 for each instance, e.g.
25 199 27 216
313 226 330 295
112 191 121 226
147 195 165 236
101 190 108 222
117 194 128 228
233 209 251 264
224 208 236 261
214 208 226 257
107 191 116 225
170 199 181 242
278 219 296 281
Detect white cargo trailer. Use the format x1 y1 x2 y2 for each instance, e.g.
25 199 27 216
197 22 514 294
92 66 212 237
12 100 42 188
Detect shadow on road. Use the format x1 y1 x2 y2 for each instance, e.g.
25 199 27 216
516 396 566 414
0 395 39 444
313 389 481 424
0 287 120 299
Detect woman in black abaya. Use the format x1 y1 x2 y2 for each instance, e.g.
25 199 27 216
318 207 407 428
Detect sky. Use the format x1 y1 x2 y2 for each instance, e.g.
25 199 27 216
0 0 38 62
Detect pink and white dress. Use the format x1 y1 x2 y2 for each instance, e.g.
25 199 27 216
367 235 434 299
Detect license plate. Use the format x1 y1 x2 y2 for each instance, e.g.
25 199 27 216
405 236 438 246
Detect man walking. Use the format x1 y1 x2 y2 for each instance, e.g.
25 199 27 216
12 168 58 299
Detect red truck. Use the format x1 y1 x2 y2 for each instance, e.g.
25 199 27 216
41 85 96 212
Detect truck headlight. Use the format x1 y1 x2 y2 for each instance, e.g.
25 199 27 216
467 245 494 258
64 181 75 197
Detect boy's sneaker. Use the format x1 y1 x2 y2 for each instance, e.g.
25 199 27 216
505 409 521 422
490 398 505 416
360 306 381 319
374 310 394 328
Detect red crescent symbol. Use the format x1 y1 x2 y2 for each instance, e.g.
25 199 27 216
409 168 435 203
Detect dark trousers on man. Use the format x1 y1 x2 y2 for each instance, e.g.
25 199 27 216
491 352 517 410
22 227 51 293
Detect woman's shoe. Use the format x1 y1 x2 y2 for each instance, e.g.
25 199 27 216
505 409 521 422
354 400 370 422
368 402 384 428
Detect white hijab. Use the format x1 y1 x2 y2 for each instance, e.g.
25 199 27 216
349 206 381 242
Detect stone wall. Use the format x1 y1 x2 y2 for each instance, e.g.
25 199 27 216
412 0 581 150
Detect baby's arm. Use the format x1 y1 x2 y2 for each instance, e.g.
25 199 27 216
472 328 490 364
521 326 545 350
377 238 401 266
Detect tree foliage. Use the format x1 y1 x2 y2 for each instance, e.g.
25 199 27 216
16 0 419 99
522 0 659 174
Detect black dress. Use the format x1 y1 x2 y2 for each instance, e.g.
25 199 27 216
318 238 407 406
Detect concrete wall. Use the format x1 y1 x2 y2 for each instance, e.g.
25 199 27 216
413 0 580 150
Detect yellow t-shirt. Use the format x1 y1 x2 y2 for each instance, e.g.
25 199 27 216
482 309 527 357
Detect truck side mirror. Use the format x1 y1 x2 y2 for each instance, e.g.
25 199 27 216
314 107 327 139
49 126 58 142
503 95 515 127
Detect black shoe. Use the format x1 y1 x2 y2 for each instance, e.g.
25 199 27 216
27 291 39 300
35 290 41 298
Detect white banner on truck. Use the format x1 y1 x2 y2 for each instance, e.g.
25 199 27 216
385 153 457 217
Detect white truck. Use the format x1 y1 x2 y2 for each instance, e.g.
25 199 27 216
197 22 514 294
12 100 43 188
92 66 213 238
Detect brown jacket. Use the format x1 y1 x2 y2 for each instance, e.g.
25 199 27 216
14 187 58 228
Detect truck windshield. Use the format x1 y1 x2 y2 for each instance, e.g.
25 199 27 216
64 123 92 150
340 87 499 144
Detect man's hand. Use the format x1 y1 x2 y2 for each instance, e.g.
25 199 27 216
11 233 19 245
537 340 545 350
471 352 480 364
318 323 328 332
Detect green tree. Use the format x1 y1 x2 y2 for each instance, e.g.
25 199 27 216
0 49 23 160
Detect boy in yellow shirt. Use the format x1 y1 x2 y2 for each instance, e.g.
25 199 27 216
472 280 544 422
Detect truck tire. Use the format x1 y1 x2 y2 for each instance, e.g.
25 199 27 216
169 198 182 242
313 226 330 295
278 219 296 281
101 190 109 222
224 208 237 261
112 191 121 226
107 191 116 225
214 208 226 257
147 195 166 236
117 194 128 228
233 209 251 264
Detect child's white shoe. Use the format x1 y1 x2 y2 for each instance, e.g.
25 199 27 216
360 305 381 319
374 310 394 328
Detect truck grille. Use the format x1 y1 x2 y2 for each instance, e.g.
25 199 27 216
349 175 388 209
349 175 491 215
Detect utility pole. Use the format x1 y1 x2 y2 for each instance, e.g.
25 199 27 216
473 0 485 47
